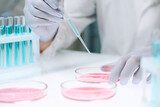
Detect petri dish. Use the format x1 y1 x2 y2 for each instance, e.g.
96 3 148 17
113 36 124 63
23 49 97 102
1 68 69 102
75 66 117 83
101 65 114 72
61 80 116 101
0 80 48 103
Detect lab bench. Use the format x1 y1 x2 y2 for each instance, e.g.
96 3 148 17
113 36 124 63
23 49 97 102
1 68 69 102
0 50 149 107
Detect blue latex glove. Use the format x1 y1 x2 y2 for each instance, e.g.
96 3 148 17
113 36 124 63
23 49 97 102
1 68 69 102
109 47 152 85
24 0 64 41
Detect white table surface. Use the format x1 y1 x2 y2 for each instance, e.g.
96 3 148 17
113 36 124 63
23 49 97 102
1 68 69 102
0 50 150 107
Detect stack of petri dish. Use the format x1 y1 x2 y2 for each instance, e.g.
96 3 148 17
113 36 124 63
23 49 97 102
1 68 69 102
61 64 117 101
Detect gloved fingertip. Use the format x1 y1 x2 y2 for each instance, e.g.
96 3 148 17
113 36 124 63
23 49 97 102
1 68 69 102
146 75 151 84
146 80 151 84
109 76 118 83
58 17 64 22
120 78 129 85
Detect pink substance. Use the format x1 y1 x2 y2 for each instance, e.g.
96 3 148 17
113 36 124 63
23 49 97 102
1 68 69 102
63 87 115 101
77 73 120 83
101 65 114 72
77 73 110 83
0 88 46 103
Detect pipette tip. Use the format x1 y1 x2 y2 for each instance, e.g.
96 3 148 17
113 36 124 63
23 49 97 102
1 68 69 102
86 49 91 55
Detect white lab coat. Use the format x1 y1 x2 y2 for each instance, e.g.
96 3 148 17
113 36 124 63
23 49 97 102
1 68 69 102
0 0 24 16
42 0 160 58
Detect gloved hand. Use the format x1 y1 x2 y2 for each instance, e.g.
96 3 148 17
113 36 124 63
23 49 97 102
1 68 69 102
24 0 64 41
109 47 152 85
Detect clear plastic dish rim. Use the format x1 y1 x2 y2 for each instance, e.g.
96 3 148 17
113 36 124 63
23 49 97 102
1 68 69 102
75 66 113 75
0 80 48 92
60 79 117 90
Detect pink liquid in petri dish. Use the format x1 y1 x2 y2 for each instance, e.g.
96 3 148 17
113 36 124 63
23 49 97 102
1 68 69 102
0 88 46 103
101 65 114 72
63 87 115 101
77 73 110 83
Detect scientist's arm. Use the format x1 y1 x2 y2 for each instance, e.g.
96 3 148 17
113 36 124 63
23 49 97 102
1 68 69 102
24 0 96 56
109 0 160 85
42 0 96 57
40 37 55 53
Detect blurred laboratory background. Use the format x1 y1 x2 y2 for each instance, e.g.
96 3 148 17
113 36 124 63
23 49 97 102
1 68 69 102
0 0 24 17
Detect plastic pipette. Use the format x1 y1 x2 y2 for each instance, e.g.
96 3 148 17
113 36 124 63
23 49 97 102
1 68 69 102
44 0 91 54
64 16 91 54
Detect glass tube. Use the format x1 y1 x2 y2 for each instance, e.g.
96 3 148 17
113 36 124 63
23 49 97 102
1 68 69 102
5 17 13 68
14 16 20 66
27 26 34 63
152 30 160 61
20 16 27 64
150 29 160 106
0 17 4 68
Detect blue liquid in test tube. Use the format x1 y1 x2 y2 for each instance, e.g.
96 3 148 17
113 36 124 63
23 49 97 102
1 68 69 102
152 30 160 62
5 17 13 67
0 27 2 67
27 26 31 33
14 16 20 66
27 26 34 63
151 30 160 106
0 17 4 67
20 16 27 64
152 41 160 62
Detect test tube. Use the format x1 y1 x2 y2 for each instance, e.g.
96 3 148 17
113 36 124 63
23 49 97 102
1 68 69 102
27 26 34 63
27 26 31 33
20 16 27 64
5 17 13 67
151 73 157 106
0 17 5 68
151 30 160 106
152 30 160 61
14 16 20 66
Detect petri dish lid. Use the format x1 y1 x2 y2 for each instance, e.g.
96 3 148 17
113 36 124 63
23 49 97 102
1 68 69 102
61 80 116 101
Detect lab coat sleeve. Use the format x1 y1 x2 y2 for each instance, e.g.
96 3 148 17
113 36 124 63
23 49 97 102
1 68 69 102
135 0 160 50
41 0 96 58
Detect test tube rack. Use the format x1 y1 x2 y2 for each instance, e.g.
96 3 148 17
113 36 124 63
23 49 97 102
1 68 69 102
0 16 41 80
0 33 40 67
